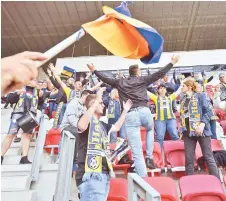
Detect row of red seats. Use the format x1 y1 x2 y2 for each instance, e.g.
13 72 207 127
108 175 226 201
113 139 224 176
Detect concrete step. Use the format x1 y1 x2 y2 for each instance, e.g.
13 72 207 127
1 175 32 191
11 141 36 148
1 164 32 176
2 155 21 165
5 147 21 156
1 190 37 201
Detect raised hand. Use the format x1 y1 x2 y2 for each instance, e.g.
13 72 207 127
171 55 180 65
123 99 133 112
87 63 96 72
48 63 55 72
96 87 106 101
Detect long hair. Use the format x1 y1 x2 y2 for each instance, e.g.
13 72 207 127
183 80 197 92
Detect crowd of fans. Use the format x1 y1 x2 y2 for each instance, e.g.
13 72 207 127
1 54 226 201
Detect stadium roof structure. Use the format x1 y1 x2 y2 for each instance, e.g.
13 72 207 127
1 1 226 69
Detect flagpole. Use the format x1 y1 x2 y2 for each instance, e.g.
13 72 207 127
36 16 106 69
35 28 85 68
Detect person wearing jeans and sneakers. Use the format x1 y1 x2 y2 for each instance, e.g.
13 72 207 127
148 83 181 147
87 55 180 177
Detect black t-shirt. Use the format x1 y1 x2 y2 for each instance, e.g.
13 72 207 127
75 121 111 187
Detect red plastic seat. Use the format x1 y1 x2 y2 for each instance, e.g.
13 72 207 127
144 177 179 201
163 140 185 167
112 148 132 175
220 120 226 135
195 139 223 159
107 178 127 201
179 175 226 201
142 141 163 168
214 108 226 121
44 128 61 154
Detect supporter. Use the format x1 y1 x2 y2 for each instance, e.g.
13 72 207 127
48 87 59 117
1 79 39 164
148 83 181 147
195 82 217 139
219 73 226 102
213 84 226 110
1 51 47 96
107 89 127 143
180 80 220 180
76 88 133 201
87 55 180 176
60 90 92 170
4 90 20 109
37 81 51 111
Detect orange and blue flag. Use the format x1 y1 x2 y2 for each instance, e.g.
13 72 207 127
82 1 164 64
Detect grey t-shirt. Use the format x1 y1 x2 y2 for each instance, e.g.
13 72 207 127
60 97 85 132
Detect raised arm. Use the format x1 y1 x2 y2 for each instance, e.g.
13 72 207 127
48 63 67 90
110 99 133 133
77 87 106 132
143 55 180 86
87 64 118 88
89 81 103 92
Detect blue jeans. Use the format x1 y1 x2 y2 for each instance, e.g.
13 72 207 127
210 120 217 139
125 107 154 177
78 173 110 201
48 101 58 117
155 119 179 147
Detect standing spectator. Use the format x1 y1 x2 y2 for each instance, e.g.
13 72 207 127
180 80 220 180
213 84 226 110
148 83 181 147
107 89 127 143
1 79 38 164
195 82 218 139
219 73 226 101
76 88 132 201
87 55 180 176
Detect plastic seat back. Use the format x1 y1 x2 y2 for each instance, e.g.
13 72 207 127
179 175 226 201
107 178 127 201
144 177 179 201
164 140 185 167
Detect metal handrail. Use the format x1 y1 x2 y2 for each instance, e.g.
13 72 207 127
54 130 75 201
30 113 49 181
128 173 161 201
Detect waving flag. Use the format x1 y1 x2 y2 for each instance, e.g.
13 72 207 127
61 66 75 78
82 1 164 64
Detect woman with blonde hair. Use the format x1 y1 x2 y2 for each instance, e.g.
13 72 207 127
180 80 220 179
